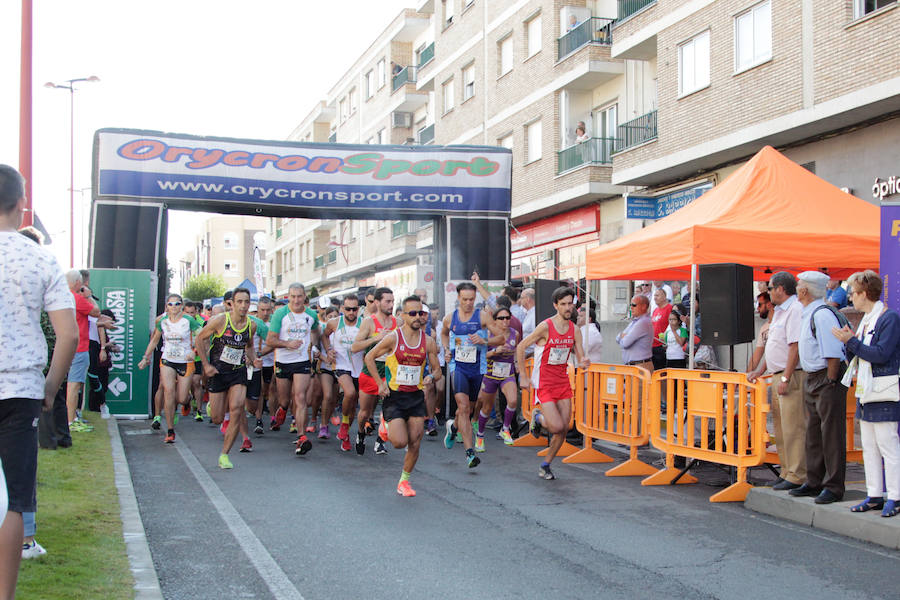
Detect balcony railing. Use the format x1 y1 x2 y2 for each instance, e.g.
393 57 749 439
314 255 325 269
615 111 657 152
558 17 614 59
391 66 417 92
617 0 656 21
417 42 435 69
557 137 618 173
418 123 435 145
275 227 282 239
391 221 409 239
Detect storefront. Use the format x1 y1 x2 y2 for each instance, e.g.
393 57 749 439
510 205 601 283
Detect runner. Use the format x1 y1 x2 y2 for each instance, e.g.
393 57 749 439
195 288 260 469
309 305 339 438
440 281 494 468
247 301 273 441
183 301 207 421
265 282 318 455
350 287 397 456
252 297 276 434
138 297 201 442
365 295 442 497
476 306 520 448
515 287 589 480
420 304 439 437
322 294 365 452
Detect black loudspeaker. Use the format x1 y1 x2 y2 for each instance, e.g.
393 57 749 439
534 279 568 324
699 263 754 345
448 217 508 281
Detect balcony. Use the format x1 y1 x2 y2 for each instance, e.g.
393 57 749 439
418 123 434 145
557 138 617 174
617 0 656 21
392 66 417 93
615 111 657 152
327 249 337 264
391 221 410 239
275 228 282 239
314 255 325 269
417 42 434 70
558 17 614 60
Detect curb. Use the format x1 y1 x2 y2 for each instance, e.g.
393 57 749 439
108 418 164 599
745 486 900 550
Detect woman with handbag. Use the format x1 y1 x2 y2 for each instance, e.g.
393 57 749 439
832 270 900 517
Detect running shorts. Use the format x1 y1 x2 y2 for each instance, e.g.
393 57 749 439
534 385 572 405
247 369 262 400
452 369 483 401
208 368 248 393
382 390 426 422
261 366 274 383
275 361 311 379
481 375 515 395
359 372 382 395
161 359 194 378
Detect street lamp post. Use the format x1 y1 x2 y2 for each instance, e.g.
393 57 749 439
44 75 99 268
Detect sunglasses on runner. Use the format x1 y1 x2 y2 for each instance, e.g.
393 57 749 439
406 310 427 317
630 303 638 307
343 306 359 311
167 302 182 307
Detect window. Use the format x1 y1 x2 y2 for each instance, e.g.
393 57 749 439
735 1 771 72
498 133 513 150
525 119 542 163
462 63 475 101
377 128 385 144
678 30 710 97
526 14 542 58
443 0 454 26
305 240 311 262
339 98 347 122
365 70 375 99
442 78 455 113
224 261 237 273
348 88 357 114
223 232 238 250
499 35 513 76
377 59 386 88
855 0 895 18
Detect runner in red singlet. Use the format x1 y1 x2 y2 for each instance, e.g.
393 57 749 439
515 287 589 480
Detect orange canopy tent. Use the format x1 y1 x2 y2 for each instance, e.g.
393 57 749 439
586 146 879 281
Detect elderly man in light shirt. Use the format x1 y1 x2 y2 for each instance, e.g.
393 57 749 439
789 270 848 505
748 271 806 490
616 295 653 371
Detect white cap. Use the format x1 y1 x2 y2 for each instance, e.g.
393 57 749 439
797 271 830 287
249 304 258 312
421 304 430 314
318 297 329 309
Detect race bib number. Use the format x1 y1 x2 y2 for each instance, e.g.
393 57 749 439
395 364 420 386
456 343 477 363
492 362 511 378
221 345 244 366
166 343 188 362
548 346 570 365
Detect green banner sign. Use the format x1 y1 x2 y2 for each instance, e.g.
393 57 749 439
88 269 157 417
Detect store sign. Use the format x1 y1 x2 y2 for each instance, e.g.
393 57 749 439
627 182 714 219
873 176 900 201
881 204 900 310
511 205 599 251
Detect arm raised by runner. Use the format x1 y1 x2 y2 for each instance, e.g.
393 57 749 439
424 336 442 386
364 331 398 398
349 317 379 354
516 320 549 389
195 314 226 377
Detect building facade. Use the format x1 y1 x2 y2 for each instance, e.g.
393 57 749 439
182 215 269 292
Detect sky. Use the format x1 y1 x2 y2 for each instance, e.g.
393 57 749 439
0 0 413 269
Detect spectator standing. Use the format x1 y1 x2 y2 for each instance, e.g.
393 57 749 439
521 287 536 339
650 289 673 370
832 271 900 517
652 281 673 304
671 281 683 306
578 302 603 364
748 272 806 491
789 271 848 504
748 292 773 373
660 311 688 368
64 270 101 432
505 286 526 323
826 278 848 309
0 164 78 595
616 295 653 371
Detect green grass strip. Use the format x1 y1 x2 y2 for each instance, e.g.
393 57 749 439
18 419 134 599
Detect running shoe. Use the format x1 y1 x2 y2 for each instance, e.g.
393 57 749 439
70 421 92 433
181 404 191 417
21 541 47 559
289 420 298 434
364 419 377 437
397 480 416 497
538 464 555 480
195 411 204 422
466 450 480 469
295 435 312 456
318 425 329 440
530 409 544 438
173 413 179 426
164 432 175 444
206 402 212 418
355 434 366 456
272 407 286 430
456 432 463 443
151 416 161 430
218 454 233 469
378 417 389 442
270 416 278 430
240 437 253 453
475 437 485 453
330 414 341 427
443 419 456 449
340 437 352 452
499 430 514 446
425 418 437 437
254 420 264 435
375 439 388 455
220 417 230 435
306 419 317 434
337 422 349 441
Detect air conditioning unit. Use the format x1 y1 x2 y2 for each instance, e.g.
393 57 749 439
392 112 412 128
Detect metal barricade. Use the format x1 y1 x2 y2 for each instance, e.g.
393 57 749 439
563 364 657 477
512 358 578 457
642 369 769 502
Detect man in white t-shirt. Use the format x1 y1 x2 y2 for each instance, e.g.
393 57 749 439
0 165 78 594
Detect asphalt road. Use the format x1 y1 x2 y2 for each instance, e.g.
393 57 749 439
120 416 900 600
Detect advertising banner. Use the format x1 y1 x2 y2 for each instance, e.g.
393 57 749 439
881 203 900 309
94 129 512 217
626 182 714 220
88 268 157 417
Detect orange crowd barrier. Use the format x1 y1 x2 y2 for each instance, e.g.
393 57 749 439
642 369 769 502
564 364 657 477
512 357 578 457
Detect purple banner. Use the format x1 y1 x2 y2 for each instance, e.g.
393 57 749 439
881 203 900 309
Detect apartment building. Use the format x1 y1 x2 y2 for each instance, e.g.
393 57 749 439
183 215 269 291
272 0 898 315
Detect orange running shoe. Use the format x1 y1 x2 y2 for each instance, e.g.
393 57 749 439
164 432 176 444
378 417 389 442
337 422 349 441
330 415 341 427
397 480 416 497
181 404 191 417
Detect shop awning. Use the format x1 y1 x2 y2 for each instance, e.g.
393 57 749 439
586 146 879 281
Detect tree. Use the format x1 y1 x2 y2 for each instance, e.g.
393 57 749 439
181 273 227 303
